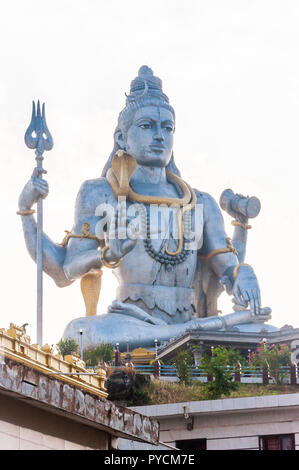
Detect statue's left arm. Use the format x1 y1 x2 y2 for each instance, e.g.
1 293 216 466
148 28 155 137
199 192 261 315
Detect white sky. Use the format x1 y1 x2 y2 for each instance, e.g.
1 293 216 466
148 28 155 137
1 0 299 346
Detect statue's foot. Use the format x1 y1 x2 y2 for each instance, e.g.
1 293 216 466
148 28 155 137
108 300 167 326
186 306 272 332
251 306 272 323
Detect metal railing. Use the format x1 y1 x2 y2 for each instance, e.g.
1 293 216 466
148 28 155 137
108 364 298 384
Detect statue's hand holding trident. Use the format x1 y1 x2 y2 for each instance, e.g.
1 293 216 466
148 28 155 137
19 101 53 345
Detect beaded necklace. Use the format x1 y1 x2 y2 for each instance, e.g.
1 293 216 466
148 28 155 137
141 204 193 271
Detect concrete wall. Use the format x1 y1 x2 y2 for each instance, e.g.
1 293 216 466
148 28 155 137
0 394 109 450
158 408 299 450
0 358 159 447
117 439 171 450
132 394 299 450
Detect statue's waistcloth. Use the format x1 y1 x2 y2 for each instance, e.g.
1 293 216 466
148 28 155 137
116 283 195 317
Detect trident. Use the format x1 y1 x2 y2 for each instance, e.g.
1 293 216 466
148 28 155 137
25 101 54 345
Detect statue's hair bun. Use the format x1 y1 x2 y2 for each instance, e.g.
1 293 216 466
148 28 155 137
126 65 169 103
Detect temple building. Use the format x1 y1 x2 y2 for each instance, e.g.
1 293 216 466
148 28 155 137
156 324 299 366
0 324 159 450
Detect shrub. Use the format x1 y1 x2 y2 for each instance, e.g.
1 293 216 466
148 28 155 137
83 343 114 367
250 342 291 385
56 338 79 357
172 351 193 385
126 388 151 406
201 346 240 399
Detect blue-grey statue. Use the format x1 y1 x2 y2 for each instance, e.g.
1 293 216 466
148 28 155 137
18 66 274 351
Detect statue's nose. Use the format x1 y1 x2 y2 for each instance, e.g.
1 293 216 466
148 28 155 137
153 125 164 142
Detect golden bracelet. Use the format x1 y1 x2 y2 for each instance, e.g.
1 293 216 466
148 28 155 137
16 209 36 216
231 221 252 230
199 237 238 261
100 245 122 269
233 263 253 279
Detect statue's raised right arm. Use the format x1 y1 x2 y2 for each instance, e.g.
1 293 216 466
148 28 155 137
18 167 73 288
18 172 136 286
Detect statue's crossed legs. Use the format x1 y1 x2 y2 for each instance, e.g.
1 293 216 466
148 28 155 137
63 300 272 351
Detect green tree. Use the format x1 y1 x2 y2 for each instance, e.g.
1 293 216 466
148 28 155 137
56 338 79 358
250 343 291 385
201 346 240 399
172 351 193 385
83 343 114 367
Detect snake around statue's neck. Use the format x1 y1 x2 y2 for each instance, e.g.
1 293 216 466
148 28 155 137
106 151 197 256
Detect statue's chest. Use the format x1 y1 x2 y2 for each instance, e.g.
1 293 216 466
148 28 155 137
116 238 198 287
115 204 202 287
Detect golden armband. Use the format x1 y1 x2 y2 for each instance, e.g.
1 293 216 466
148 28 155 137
60 222 104 247
199 237 238 262
16 209 36 215
231 220 252 230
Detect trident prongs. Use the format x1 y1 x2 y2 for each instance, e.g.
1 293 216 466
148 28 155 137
25 100 54 158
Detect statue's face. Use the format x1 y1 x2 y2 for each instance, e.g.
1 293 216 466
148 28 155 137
124 105 175 167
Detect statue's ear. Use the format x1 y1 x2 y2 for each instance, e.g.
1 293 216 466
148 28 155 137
115 129 127 151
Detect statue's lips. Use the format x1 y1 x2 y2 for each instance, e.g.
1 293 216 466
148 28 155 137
149 145 165 153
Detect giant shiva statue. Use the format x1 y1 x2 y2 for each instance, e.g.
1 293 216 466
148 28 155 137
18 66 272 350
